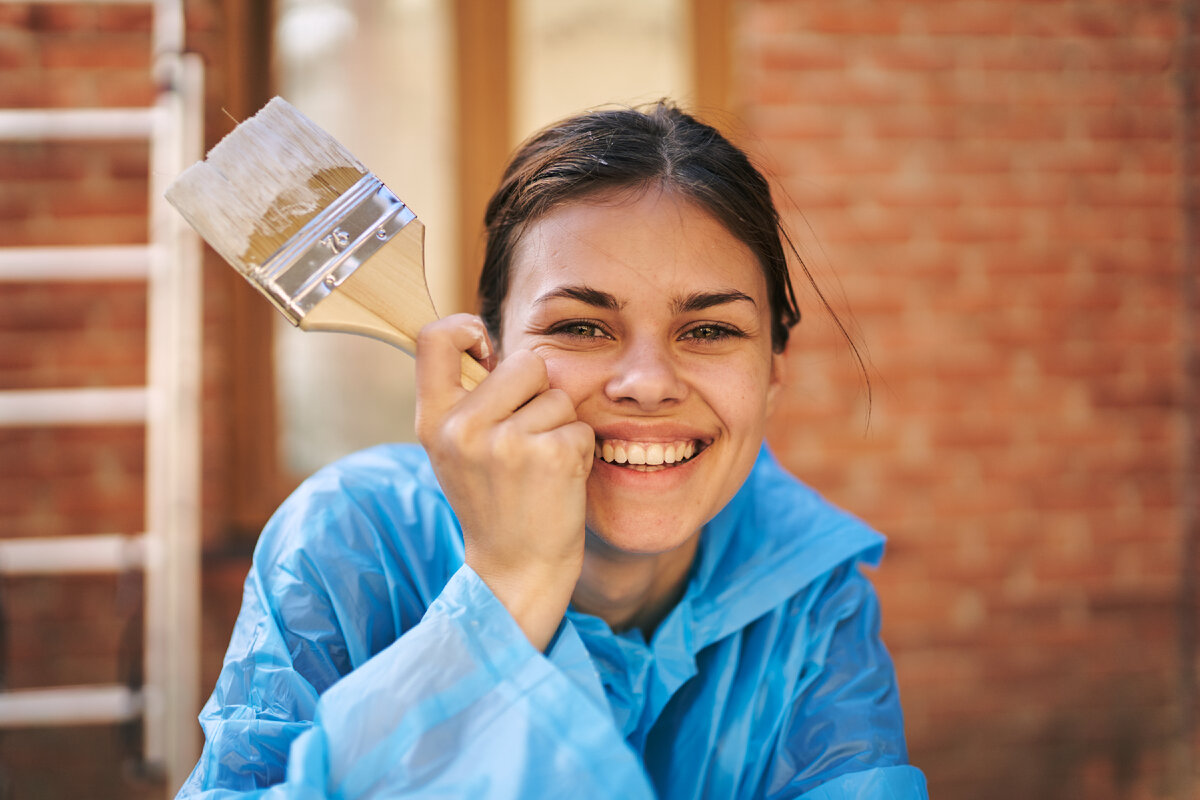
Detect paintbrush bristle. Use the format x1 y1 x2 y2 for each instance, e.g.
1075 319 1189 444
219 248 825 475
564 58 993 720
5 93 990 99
165 97 367 273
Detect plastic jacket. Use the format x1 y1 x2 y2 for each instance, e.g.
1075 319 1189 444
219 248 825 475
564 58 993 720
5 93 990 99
178 444 928 799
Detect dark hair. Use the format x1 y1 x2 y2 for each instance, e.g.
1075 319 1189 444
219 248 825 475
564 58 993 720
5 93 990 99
478 101 856 368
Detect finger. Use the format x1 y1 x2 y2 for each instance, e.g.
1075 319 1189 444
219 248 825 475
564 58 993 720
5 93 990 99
464 326 496 376
559 419 598 476
454 349 553 424
416 314 491 418
508 387 580 435
493 414 594 479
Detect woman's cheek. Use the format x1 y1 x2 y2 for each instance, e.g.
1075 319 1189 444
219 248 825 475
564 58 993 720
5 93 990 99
698 360 775 426
532 346 598 405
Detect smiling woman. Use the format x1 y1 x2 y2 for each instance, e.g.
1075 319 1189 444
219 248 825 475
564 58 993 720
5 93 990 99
502 192 780 616
177 103 928 799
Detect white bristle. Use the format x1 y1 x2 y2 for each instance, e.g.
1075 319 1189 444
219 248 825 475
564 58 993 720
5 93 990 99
165 97 368 272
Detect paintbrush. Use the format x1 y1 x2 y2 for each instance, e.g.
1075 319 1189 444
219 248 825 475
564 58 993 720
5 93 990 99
164 96 489 389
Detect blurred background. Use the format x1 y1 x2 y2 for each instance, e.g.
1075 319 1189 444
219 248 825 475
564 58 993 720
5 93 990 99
0 0 1197 798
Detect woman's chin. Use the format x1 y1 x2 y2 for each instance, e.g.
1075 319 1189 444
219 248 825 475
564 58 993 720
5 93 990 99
583 511 700 558
584 460 710 553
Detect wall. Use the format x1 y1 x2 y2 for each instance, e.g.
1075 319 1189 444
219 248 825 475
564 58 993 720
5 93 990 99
742 2 1198 798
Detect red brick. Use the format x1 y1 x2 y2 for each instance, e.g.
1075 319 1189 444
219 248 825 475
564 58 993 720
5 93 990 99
758 38 848 71
1079 41 1175 73
868 108 960 140
0 141 92 181
96 5 153 33
0 427 144 480
27 5 95 32
918 4 1024 37
0 6 32 28
1085 105 1177 141
0 69 87 107
45 178 148 217
104 141 152 178
0 35 31 69
801 5 906 36
93 72 156 107
976 41 1069 72
2 727 165 799
39 35 150 70
865 41 956 72
6 214 149 246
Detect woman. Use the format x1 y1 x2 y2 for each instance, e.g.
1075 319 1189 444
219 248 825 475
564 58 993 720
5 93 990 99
178 102 928 799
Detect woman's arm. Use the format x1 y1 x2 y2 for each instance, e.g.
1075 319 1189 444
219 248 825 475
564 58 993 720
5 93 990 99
178 530 654 798
286 566 653 798
414 314 594 651
177 310 623 797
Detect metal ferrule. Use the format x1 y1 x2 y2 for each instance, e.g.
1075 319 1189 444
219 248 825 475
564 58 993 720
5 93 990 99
251 174 417 324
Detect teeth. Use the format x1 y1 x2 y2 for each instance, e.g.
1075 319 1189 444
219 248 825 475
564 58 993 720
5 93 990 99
645 444 664 465
594 438 701 467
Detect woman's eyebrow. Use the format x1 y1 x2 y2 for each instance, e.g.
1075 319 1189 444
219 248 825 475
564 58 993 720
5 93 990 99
534 285 623 310
674 290 757 314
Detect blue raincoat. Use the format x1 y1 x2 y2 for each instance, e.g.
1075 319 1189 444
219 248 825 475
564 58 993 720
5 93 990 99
178 444 927 799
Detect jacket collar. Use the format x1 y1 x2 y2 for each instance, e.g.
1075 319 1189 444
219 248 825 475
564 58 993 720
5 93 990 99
684 444 884 648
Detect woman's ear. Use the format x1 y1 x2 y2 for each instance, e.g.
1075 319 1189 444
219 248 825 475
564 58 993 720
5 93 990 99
766 349 787 415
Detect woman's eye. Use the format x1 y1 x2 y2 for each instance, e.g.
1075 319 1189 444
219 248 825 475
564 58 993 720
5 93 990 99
682 323 744 342
552 321 609 339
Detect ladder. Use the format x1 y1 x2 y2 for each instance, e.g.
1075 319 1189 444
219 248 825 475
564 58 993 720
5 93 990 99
0 0 204 793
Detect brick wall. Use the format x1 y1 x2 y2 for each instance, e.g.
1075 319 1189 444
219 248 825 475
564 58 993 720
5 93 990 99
744 2 1197 798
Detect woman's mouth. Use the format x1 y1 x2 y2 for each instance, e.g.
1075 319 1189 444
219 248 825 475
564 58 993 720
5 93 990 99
592 438 705 471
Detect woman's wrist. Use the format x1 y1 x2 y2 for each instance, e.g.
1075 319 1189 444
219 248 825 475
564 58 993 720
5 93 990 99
467 551 582 651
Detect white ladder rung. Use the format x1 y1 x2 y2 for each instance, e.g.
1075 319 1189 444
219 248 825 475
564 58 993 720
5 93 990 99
0 245 151 281
0 387 147 426
0 534 146 575
0 108 155 141
0 685 143 728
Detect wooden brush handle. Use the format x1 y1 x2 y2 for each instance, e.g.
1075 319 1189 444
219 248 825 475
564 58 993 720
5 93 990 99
298 219 490 390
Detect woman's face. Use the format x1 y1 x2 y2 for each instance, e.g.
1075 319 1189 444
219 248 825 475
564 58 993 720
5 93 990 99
499 188 784 555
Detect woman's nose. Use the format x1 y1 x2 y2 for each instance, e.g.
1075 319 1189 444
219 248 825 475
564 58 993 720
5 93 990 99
604 339 687 409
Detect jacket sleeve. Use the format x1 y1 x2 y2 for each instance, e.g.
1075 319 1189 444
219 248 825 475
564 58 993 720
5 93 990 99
176 449 656 800
177 562 656 799
765 566 929 800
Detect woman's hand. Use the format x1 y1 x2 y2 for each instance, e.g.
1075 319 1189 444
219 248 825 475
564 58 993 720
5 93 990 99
415 314 594 650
